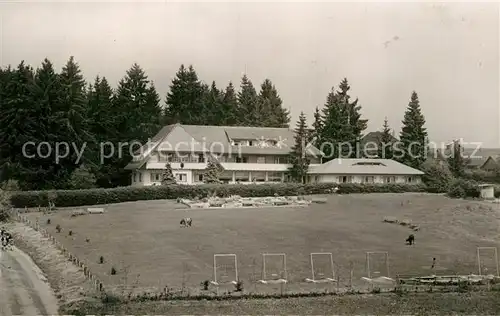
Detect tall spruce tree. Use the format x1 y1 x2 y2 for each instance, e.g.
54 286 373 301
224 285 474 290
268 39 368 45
0 62 39 188
86 76 120 187
164 65 206 125
310 106 322 145
237 74 258 126
112 64 162 186
335 79 368 158
319 88 342 160
257 79 290 127
398 91 428 169
204 81 224 125
288 112 310 183
58 57 91 180
319 79 367 161
377 117 395 159
220 82 239 126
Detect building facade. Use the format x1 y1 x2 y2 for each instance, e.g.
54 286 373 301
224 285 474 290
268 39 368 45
125 124 323 186
307 158 424 184
125 124 424 186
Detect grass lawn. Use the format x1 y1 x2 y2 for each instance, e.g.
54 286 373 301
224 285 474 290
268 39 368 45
26 193 500 295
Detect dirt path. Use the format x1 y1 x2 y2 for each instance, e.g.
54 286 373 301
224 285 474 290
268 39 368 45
0 246 59 315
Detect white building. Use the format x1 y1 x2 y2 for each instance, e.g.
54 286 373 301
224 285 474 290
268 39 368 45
125 123 323 186
125 124 424 186
307 158 424 184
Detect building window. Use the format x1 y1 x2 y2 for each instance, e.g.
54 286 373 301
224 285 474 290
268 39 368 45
364 176 374 183
256 156 265 164
407 176 413 183
384 176 395 183
274 156 289 164
198 154 205 163
150 173 161 182
248 140 253 146
198 174 204 182
236 157 248 163
176 173 187 182
340 176 351 183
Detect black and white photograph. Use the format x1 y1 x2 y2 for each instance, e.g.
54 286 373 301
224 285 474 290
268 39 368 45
0 1 499 315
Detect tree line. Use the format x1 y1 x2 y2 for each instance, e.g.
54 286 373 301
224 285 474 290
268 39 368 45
0 57 291 190
0 56 437 190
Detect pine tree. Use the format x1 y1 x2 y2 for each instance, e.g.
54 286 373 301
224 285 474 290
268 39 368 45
377 117 395 159
237 74 258 126
288 112 310 183
335 79 368 158
0 62 39 188
58 57 91 179
310 106 322 145
319 79 367 161
257 79 290 127
113 64 162 186
220 82 239 126
398 91 428 169
447 139 467 177
319 88 342 160
161 163 177 185
204 81 224 125
164 65 206 125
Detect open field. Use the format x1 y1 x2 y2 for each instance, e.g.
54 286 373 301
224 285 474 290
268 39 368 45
25 193 500 295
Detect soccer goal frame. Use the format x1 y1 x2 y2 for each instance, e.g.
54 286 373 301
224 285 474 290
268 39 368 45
305 252 336 283
258 253 287 284
477 247 499 276
211 254 238 286
361 251 394 284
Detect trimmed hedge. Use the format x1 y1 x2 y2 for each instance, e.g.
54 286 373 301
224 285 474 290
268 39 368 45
9 183 427 208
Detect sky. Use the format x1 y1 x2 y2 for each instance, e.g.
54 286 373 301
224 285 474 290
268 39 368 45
0 1 498 147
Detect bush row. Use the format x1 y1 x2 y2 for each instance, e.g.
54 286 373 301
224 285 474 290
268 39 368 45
9 183 427 208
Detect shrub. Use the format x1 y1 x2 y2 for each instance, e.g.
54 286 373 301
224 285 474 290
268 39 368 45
111 267 117 275
421 160 453 193
55 224 61 233
447 178 480 199
9 183 428 208
68 165 97 190
99 256 104 264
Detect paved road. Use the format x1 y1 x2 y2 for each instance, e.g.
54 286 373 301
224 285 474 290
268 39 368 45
0 246 59 316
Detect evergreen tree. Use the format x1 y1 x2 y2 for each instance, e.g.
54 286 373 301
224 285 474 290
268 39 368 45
161 163 176 185
319 88 342 160
237 74 258 126
257 79 290 127
0 62 39 188
204 81 224 125
319 79 367 161
398 91 428 169
164 65 206 125
58 56 91 178
377 117 395 159
288 112 310 183
112 64 162 186
203 156 223 183
86 76 119 187
220 82 239 126
335 78 368 158
310 106 322 145
447 139 467 177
